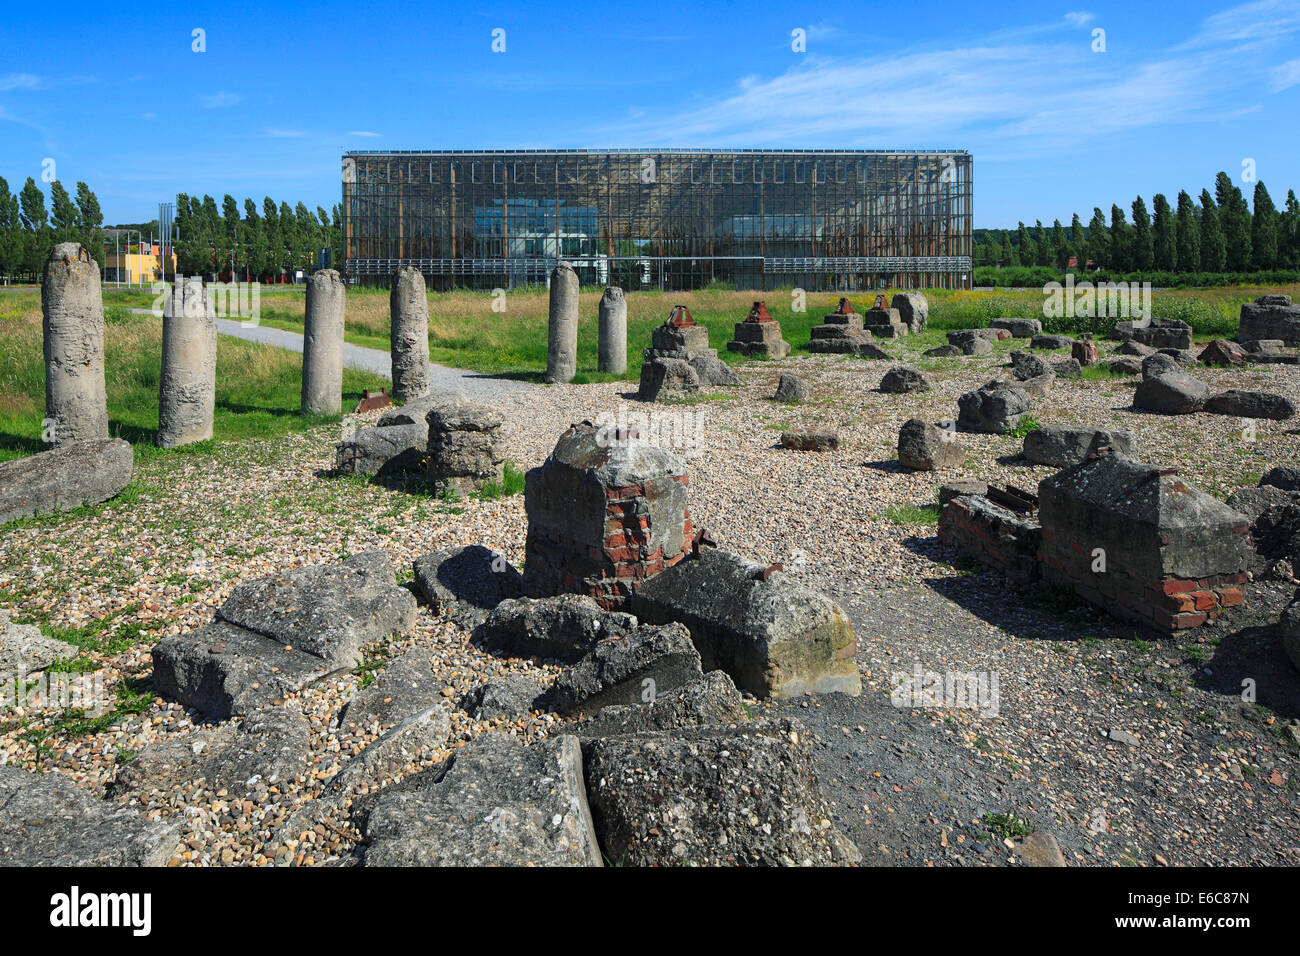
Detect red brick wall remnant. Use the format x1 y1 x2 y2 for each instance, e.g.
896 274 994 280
524 424 693 609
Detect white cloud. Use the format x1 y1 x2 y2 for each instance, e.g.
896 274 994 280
347 130 382 137
1269 57 1300 91
1064 11 1094 27
201 91 241 109
0 72 40 91
599 3 1299 153
1177 0 1300 48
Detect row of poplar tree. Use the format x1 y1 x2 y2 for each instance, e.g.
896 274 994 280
172 194 344 282
975 172 1299 274
0 176 104 279
0 176 345 283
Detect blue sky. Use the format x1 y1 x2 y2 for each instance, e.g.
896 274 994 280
1 0 1297 228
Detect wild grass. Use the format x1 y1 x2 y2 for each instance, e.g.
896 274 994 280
0 290 390 462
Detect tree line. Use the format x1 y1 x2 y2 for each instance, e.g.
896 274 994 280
0 177 345 283
974 172 1300 274
172 193 344 283
0 176 104 279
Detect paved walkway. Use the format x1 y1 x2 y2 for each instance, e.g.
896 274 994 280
132 309 539 403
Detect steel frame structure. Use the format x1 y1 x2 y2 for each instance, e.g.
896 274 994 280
342 149 973 290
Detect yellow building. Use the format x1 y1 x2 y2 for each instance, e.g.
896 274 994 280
101 242 176 283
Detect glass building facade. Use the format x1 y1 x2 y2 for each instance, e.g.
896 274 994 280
342 149 972 290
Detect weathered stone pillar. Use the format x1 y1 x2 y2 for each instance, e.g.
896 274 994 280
547 261 579 383
41 242 108 445
158 276 217 448
390 266 429 401
597 286 626 375
302 269 346 415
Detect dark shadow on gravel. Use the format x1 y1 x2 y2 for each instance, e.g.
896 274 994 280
860 459 906 474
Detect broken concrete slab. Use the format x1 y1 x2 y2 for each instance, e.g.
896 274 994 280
340 644 444 731
218 551 415 666
153 552 416 718
898 418 963 471
460 675 544 721
1239 294 1300 345
0 609 78 680
1022 425 1136 467
152 620 338 720
0 766 180 866
957 383 1031 434
475 594 637 664
334 423 425 477
629 548 860 699
360 732 601 866
108 705 311 799
412 544 523 628
879 365 931 393
990 317 1041 338
582 720 860 867
1205 390 1296 421
779 428 839 452
564 670 747 739
1133 370 1210 414
550 621 703 716
773 373 810 403
0 438 133 527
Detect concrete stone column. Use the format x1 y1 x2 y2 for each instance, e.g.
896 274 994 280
547 260 579 384
302 269 346 415
390 266 430 401
158 276 217 448
597 286 627 375
41 242 108 445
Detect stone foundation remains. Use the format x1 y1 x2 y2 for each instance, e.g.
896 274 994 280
1037 451 1249 631
726 301 790 358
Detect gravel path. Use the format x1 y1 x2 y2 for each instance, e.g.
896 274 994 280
3 327 1299 865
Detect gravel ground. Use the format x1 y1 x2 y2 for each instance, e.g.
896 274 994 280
2 329 1299 866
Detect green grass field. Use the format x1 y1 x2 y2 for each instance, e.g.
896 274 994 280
0 291 390 463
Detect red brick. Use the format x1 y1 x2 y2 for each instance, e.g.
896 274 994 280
1218 587 1244 607
1191 591 1217 611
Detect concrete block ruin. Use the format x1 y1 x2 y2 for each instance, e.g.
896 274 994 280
426 398 505 496
41 242 108 445
938 485 1042 586
637 306 738 400
1239 294 1300 345
302 269 346 415
390 266 430 401
547 260 579 384
808 298 888 357
1038 452 1250 631
630 548 861 699
597 287 627 374
726 300 790 359
523 423 693 609
1126 318 1193 351
158 276 217 448
862 294 909 338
